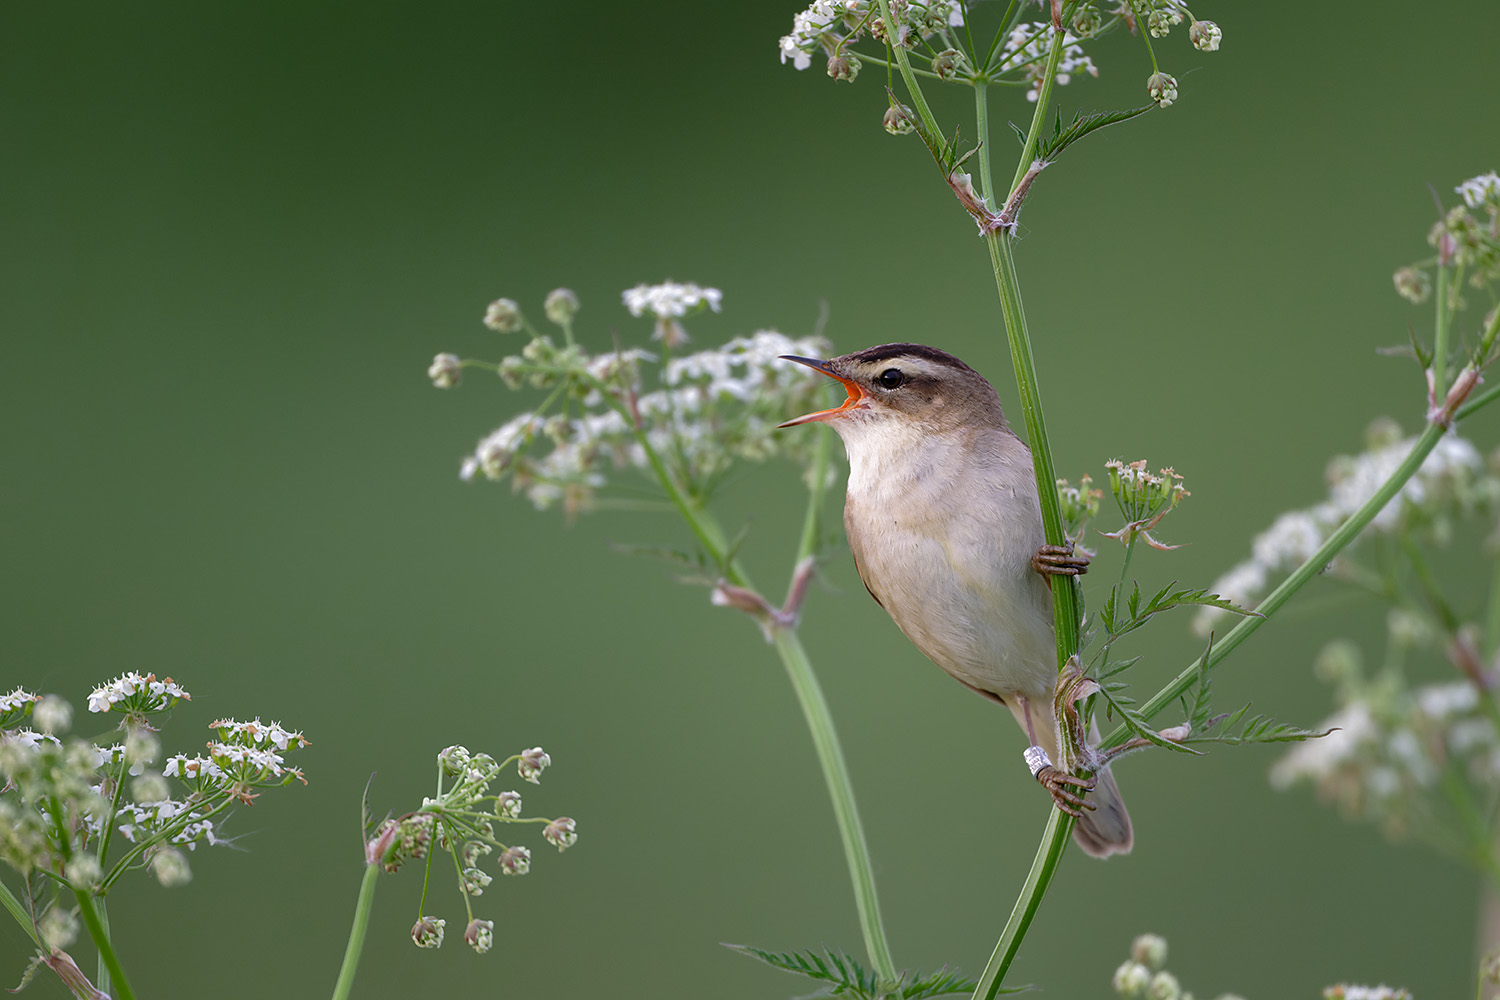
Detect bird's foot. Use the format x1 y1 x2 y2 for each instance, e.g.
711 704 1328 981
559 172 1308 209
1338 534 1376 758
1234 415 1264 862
1032 543 1089 578
1023 744 1096 818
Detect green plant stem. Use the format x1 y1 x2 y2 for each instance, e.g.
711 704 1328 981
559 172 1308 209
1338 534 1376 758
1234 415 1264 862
600 380 895 980
771 627 897 985
330 861 380 1000
974 82 994 208
970 809 1073 1000
95 900 110 995
74 890 131 1000
1434 263 1451 392
0 878 41 947
1100 417 1468 749
987 230 1081 665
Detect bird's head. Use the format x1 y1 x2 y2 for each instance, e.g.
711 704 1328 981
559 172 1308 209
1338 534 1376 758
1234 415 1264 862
777 343 1008 437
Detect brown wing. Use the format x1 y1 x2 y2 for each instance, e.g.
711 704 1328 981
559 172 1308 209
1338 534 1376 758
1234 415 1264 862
849 548 885 610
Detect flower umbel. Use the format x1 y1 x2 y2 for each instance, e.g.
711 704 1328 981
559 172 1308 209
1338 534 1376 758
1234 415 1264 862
1101 460 1189 549
377 743 578 955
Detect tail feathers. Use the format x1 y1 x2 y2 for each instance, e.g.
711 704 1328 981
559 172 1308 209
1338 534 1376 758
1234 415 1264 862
1072 765 1132 858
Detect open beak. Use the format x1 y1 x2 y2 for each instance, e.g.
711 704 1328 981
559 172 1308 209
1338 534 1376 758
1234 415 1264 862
777 355 866 427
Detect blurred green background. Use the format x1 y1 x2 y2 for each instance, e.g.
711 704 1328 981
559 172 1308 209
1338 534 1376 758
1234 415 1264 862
4 1 1498 996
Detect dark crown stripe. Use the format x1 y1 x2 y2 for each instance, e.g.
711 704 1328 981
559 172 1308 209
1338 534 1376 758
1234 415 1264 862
842 342 977 374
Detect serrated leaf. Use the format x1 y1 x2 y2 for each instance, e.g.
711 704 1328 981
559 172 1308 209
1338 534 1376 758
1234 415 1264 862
1035 104 1156 162
1096 685 1201 755
1100 654 1142 680
725 945 991 1000
725 945 879 999
1104 583 1258 645
1181 703 1334 748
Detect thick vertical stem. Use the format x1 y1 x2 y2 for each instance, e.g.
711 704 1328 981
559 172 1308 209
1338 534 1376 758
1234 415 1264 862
986 231 1081 665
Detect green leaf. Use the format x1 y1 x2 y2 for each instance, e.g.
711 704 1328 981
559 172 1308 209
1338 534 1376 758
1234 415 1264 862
1096 685 1202 755
1035 104 1156 162
1104 582 1259 645
724 945 997 1000
1182 703 1333 747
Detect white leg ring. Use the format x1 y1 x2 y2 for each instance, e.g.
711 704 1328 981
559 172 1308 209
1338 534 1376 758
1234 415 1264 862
1023 745 1052 778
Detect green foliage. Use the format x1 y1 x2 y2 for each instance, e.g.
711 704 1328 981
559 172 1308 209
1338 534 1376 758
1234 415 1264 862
1181 704 1334 748
724 944 1003 1000
1035 104 1156 163
1098 581 1255 647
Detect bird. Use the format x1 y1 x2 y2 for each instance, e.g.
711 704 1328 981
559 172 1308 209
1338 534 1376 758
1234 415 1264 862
778 342 1131 858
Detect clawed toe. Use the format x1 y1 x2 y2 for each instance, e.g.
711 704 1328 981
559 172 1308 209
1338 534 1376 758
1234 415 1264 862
1032 543 1090 578
1037 765 1097 817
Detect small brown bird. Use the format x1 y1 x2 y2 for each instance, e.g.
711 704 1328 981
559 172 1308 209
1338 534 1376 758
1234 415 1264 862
779 343 1131 857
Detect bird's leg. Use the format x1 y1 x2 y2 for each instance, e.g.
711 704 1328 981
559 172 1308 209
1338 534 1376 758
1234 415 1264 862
1017 695 1096 818
1031 542 1090 578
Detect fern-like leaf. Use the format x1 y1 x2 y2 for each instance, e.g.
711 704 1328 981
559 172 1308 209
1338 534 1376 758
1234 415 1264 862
1035 104 1156 162
724 945 1000 1000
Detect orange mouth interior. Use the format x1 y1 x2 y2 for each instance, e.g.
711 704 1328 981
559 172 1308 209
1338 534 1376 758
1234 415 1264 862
778 371 865 427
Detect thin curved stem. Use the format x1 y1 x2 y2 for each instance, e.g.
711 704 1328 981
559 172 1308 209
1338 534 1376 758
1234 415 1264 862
330 862 381 1000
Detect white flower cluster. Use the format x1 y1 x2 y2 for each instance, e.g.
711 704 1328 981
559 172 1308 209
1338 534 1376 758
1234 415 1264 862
0 688 39 717
455 325 833 514
114 797 223 851
1456 170 1500 210
1272 635 1500 848
1194 432 1491 634
999 22 1097 101
87 672 191 715
779 1 965 72
622 281 722 320
163 716 310 793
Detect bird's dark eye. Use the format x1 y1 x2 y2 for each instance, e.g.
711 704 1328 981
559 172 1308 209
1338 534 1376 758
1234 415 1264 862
877 368 906 390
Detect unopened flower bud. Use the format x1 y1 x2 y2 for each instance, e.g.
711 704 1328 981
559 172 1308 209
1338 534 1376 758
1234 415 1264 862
932 48 966 80
1364 416 1403 450
1071 5 1101 36
132 772 170 803
411 915 446 949
543 816 578 851
1392 266 1430 304
124 728 159 768
33 696 71 734
1146 8 1181 36
496 790 523 818
465 918 495 954
1131 934 1168 970
827 52 861 82
483 298 523 333
65 854 102 888
1148 971 1181 1000
38 907 79 949
1188 19 1221 51
499 845 532 875
151 847 192 887
428 353 463 388
883 103 915 135
461 866 492 895
544 288 580 325
1114 961 1151 998
518 747 550 783
438 744 471 775
1146 72 1178 108
497 356 524 389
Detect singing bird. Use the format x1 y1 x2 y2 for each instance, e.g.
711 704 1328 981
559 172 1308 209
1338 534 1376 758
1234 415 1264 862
779 343 1131 857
